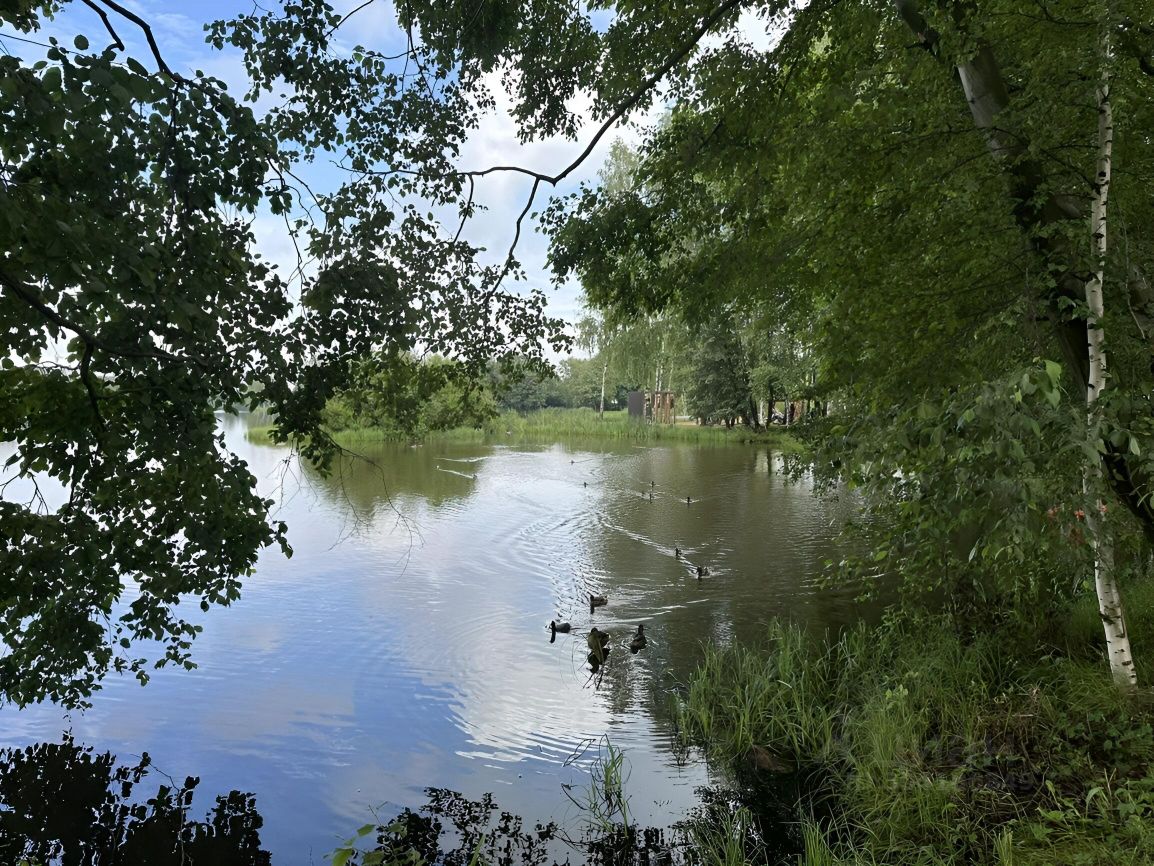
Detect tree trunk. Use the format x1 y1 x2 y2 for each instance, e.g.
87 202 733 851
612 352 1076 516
747 395 761 431
598 361 608 419
894 0 1154 541
1084 27 1135 687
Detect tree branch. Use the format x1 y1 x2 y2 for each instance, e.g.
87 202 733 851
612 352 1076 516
480 0 746 289
0 267 212 371
91 0 175 77
80 0 125 51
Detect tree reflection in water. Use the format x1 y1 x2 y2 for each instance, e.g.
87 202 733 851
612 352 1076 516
336 785 793 866
0 738 797 865
0 737 269 865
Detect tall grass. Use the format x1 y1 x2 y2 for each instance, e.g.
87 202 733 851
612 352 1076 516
678 599 1154 866
246 407 803 449
481 408 797 446
685 805 758 866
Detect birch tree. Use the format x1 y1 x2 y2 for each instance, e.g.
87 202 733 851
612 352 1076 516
1082 8 1135 686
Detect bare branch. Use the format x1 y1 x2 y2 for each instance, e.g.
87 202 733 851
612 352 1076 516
477 0 747 189
80 0 125 51
326 0 376 40
91 0 175 77
478 0 747 288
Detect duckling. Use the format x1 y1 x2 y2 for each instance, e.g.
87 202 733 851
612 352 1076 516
589 593 608 610
629 624 647 654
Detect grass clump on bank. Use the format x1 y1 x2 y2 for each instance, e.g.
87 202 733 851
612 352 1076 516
482 408 799 446
678 581 1154 865
245 407 802 449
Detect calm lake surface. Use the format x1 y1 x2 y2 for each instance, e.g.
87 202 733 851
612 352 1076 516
0 415 864 863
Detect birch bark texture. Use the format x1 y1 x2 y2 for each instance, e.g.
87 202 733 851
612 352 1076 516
1083 17 1136 687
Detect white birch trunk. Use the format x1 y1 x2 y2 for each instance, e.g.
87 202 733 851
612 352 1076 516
598 361 607 419
1084 22 1136 688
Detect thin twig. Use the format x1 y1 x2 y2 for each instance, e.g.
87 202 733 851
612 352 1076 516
91 0 175 77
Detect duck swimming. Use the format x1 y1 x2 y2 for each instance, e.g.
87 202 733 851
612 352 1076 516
629 624 647 654
675 547 682 558
587 626 611 651
696 565 709 578
550 620 571 635
587 627 611 666
589 593 608 610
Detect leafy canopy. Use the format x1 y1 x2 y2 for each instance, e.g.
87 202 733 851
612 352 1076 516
547 0 1154 615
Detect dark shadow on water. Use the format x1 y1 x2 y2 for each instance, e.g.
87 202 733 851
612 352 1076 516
0 739 811 865
341 784 805 866
0 737 270 865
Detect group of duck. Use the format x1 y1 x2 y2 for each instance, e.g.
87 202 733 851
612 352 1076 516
549 609 647 674
546 477 714 674
549 591 648 673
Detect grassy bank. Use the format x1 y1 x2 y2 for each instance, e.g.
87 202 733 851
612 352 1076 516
246 408 802 449
678 581 1154 865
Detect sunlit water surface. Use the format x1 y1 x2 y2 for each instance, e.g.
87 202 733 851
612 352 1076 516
0 416 865 863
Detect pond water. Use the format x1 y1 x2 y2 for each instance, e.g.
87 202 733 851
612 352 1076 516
0 416 864 863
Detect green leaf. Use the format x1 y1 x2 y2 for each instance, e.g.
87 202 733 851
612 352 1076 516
41 66 62 93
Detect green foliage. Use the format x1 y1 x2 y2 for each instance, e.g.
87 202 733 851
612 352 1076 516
0 1 565 706
544 0 1154 638
324 353 497 438
809 360 1104 621
683 311 755 426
